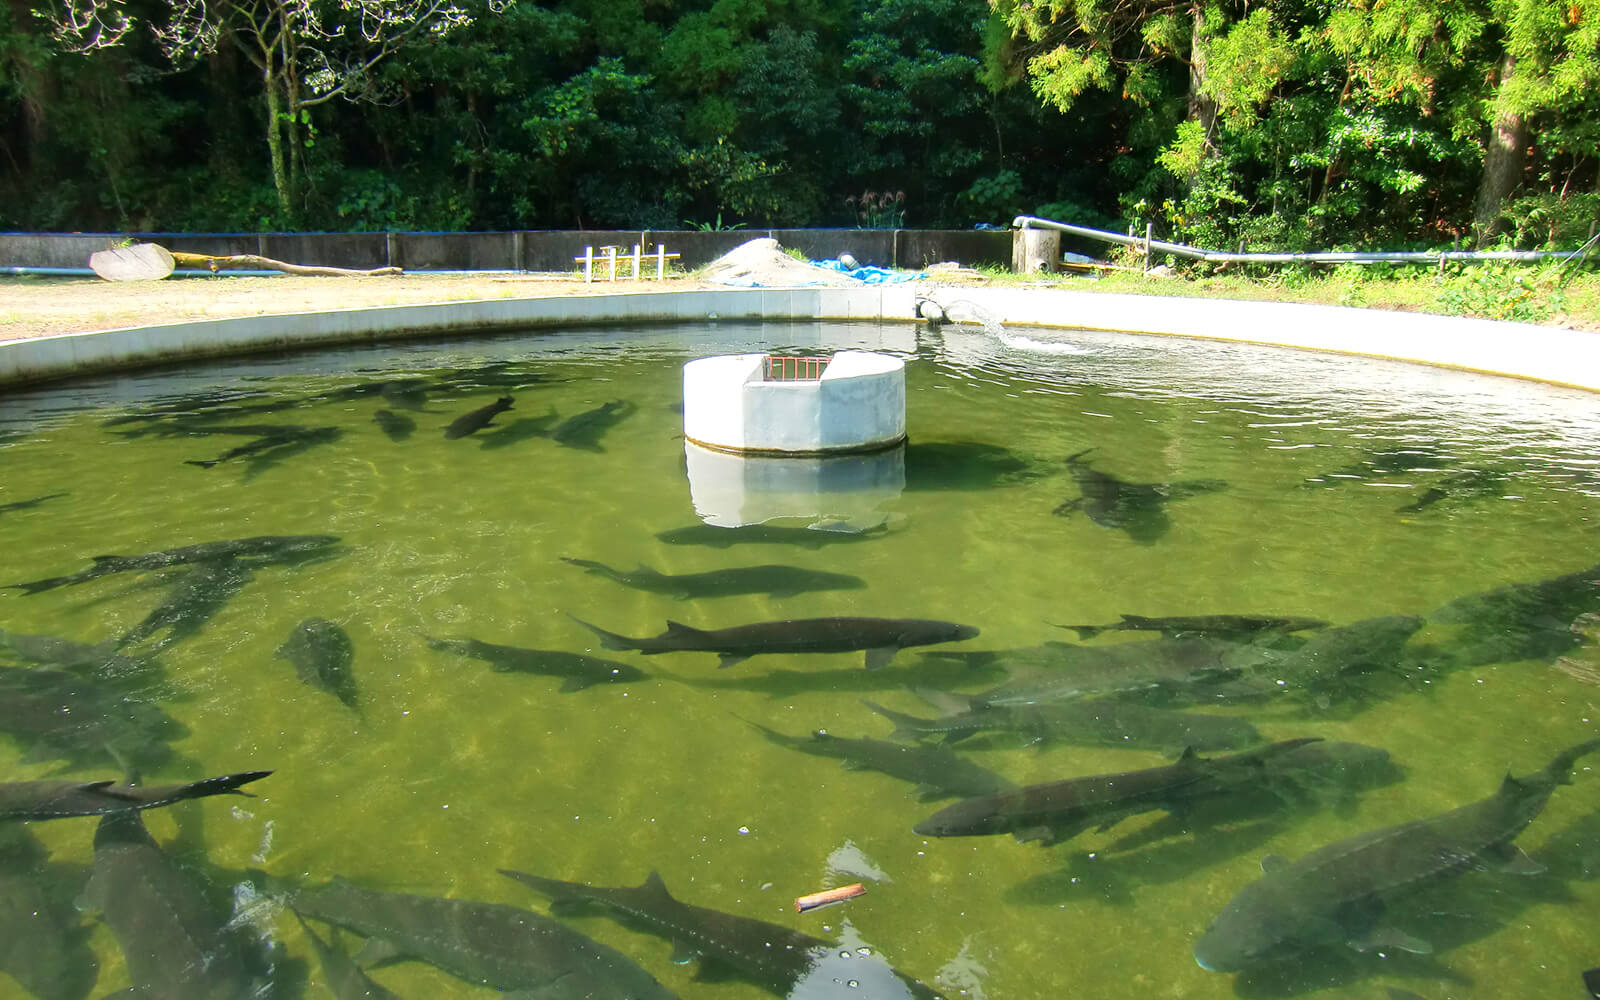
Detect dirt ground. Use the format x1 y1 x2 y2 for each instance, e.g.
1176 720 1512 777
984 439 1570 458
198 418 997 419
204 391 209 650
0 272 729 343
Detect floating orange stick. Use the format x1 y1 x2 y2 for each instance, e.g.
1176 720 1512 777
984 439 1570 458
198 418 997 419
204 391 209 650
795 883 866 912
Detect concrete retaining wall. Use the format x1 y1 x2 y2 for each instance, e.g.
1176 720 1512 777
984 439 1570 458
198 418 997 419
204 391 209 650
4 285 1598 395
0 229 1013 272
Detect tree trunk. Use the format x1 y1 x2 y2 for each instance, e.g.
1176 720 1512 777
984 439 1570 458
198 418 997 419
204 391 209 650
264 70 291 220
1187 2 1218 147
1474 52 1530 246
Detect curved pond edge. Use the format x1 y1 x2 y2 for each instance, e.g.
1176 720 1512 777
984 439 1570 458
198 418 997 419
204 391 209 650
2 285 1596 394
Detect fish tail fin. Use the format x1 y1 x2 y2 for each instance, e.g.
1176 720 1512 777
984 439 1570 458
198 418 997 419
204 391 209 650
185 459 219 469
566 614 638 652
559 556 608 576
1543 737 1600 785
861 699 932 739
1051 622 1102 640
499 868 577 903
180 770 274 801
1064 448 1097 465
7 577 71 595
913 687 976 716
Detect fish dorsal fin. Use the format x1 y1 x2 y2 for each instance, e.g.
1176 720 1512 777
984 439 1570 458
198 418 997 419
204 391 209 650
1176 746 1199 765
354 936 408 967
1498 772 1526 796
663 620 704 638
1260 854 1288 874
642 870 674 902
91 555 125 564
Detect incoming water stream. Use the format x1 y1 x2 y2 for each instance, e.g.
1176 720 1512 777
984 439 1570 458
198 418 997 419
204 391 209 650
1 319 1598 1000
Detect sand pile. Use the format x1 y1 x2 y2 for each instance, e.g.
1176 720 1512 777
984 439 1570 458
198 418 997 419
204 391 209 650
699 238 863 287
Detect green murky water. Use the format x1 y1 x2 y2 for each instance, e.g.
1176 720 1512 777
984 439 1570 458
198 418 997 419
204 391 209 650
2 319 1599 1000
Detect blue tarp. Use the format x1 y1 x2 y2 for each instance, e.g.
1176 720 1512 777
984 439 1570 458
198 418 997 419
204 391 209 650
809 259 928 283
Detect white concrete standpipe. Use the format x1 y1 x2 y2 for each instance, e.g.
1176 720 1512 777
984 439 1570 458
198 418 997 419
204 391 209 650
682 350 906 456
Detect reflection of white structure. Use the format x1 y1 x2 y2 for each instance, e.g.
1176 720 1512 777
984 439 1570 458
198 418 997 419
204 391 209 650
683 350 906 456
685 441 904 528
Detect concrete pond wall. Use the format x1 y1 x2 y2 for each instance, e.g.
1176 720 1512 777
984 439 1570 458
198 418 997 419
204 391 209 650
0 229 1014 272
3 285 1597 396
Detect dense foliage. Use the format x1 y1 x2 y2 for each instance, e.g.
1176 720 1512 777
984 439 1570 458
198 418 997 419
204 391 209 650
2 0 1596 248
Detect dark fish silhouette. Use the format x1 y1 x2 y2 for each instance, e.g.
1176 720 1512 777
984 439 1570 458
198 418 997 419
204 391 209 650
866 691 1259 753
1054 449 1226 544
1193 737 1600 972
379 380 431 410
83 810 269 999
443 396 513 439
655 521 890 549
0 770 270 822
1216 615 1424 702
1430 561 1600 667
185 425 340 469
8 534 341 594
373 408 416 441
913 738 1323 844
0 826 98 1000
500 869 948 999
289 878 679 998
0 625 150 680
425 636 646 691
745 718 1014 801
0 491 66 515
0 665 183 770
295 912 406 1000
1303 448 1446 485
571 615 979 669
1395 469 1507 514
549 400 636 451
561 557 866 600
1057 613 1330 641
963 636 1270 707
1585 967 1600 999
277 618 357 708
903 441 1042 491
477 410 560 450
119 557 256 650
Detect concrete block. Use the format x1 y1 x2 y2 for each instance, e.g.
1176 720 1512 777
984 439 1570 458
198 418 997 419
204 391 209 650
896 230 1010 270
392 232 518 270
260 233 389 269
769 230 896 268
0 233 121 268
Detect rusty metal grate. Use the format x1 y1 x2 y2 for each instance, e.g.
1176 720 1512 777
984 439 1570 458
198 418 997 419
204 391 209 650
764 356 830 381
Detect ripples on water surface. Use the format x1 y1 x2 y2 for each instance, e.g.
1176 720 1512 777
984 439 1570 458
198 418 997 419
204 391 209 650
1 320 1599 1000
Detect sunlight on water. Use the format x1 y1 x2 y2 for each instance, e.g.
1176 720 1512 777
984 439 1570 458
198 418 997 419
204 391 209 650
1 320 1599 1000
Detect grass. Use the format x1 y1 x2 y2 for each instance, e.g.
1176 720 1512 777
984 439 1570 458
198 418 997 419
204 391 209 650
961 255 1600 330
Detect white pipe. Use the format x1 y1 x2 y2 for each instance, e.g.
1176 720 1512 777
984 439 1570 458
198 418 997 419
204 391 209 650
1012 216 1579 265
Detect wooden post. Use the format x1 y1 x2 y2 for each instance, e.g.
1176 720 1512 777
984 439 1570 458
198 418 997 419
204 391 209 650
1144 222 1154 273
576 247 594 282
653 246 680 279
632 244 643 280
604 246 617 282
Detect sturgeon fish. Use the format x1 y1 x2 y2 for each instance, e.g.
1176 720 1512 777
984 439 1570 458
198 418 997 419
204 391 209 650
444 396 513 439
914 738 1323 845
571 615 979 669
1056 614 1330 642
499 868 949 999
84 811 268 999
289 878 678 998
866 691 1260 754
1054 449 1227 544
746 719 1014 801
0 770 270 822
426 635 647 691
561 556 866 600
8 534 341 594
1193 737 1600 972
